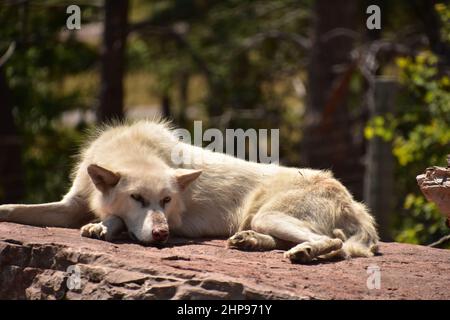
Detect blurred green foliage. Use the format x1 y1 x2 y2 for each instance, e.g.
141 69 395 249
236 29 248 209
126 0 310 163
365 4 450 246
0 3 100 202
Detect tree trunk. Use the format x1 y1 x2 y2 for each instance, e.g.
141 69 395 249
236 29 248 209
177 71 188 125
0 67 24 203
302 0 364 200
364 78 397 240
98 0 128 123
161 94 171 119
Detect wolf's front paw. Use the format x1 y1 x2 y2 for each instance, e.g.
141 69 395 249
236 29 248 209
284 243 314 263
0 205 13 221
227 230 260 250
81 222 109 241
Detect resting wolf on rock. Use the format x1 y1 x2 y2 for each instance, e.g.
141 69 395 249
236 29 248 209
0 119 378 263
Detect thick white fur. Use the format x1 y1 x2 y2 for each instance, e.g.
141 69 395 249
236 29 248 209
0 118 379 263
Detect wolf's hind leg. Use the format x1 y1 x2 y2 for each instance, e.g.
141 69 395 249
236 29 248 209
251 211 343 263
81 215 125 242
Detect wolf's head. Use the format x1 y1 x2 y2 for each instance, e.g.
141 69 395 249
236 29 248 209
86 158 201 245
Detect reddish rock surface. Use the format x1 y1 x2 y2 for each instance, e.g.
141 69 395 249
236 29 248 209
0 222 449 300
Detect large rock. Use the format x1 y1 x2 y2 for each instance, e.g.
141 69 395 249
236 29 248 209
416 156 450 226
0 222 449 300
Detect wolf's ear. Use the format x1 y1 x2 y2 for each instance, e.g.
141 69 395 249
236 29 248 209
175 169 202 191
87 164 120 193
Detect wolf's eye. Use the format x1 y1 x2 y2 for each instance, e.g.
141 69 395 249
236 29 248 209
161 196 171 208
130 193 141 201
130 194 148 207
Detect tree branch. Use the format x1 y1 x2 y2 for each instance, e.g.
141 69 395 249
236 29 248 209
0 42 16 68
239 30 311 52
428 234 450 248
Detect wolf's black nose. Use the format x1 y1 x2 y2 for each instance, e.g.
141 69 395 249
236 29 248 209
152 229 169 242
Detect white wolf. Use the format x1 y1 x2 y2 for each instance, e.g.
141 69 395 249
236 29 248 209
0 119 378 263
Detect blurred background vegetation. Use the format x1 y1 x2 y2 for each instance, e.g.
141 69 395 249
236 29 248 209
0 0 449 247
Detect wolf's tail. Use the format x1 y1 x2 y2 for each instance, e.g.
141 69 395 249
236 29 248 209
342 202 379 258
323 202 379 261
